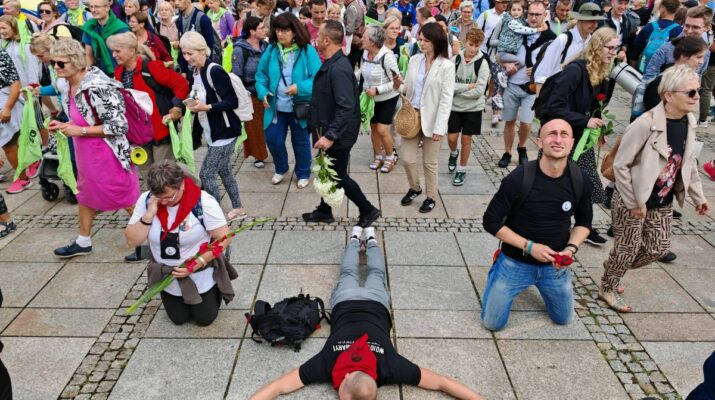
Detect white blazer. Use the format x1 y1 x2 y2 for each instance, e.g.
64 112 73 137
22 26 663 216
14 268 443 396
402 54 455 137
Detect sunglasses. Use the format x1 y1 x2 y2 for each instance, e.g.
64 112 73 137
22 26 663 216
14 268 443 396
39 9 53 14
580 9 604 16
51 60 67 68
671 88 702 98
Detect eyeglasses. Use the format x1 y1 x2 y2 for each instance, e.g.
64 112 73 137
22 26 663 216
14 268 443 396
39 9 53 14
671 88 702 98
51 60 67 69
684 23 705 31
527 12 544 17
156 189 181 202
603 44 618 53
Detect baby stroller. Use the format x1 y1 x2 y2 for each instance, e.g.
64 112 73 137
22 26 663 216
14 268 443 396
39 135 77 204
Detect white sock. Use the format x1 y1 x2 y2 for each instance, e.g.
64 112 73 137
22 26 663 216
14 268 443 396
76 235 92 248
364 227 376 243
450 150 459 156
385 155 395 161
350 226 363 242
456 165 466 173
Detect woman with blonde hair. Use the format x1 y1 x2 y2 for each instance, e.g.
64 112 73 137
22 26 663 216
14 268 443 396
205 0 235 42
157 1 179 47
599 65 708 312
538 27 618 246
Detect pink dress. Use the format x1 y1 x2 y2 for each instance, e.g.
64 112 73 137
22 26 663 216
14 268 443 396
68 94 140 211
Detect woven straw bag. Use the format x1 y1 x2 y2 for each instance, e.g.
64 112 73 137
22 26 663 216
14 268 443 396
394 94 421 139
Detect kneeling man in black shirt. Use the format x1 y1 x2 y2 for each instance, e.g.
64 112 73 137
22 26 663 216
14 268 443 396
481 119 593 332
251 227 485 400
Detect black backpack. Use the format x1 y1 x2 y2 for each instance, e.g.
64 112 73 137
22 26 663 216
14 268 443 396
246 294 330 352
533 59 585 121
139 58 177 116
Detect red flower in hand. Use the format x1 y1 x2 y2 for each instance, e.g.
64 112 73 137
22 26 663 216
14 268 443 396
553 254 573 266
185 258 197 273
595 93 606 102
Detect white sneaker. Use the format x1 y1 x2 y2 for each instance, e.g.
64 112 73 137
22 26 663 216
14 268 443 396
296 178 310 189
491 116 499 128
698 120 709 128
271 173 284 185
350 225 363 242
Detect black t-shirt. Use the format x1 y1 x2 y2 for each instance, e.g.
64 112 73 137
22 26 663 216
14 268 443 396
483 163 593 265
644 74 663 112
646 116 687 209
299 300 421 387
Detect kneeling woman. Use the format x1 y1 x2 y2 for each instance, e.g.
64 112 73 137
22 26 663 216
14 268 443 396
125 160 237 326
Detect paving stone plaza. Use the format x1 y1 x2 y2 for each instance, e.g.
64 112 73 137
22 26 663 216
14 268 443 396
0 89 714 399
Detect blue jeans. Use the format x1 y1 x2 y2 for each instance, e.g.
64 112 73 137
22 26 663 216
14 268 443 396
481 253 573 331
330 239 390 310
264 111 311 180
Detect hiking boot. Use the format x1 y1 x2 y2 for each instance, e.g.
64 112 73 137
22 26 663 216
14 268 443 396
401 188 422 205
659 251 677 263
517 147 528 165
419 197 436 213
452 171 466 186
447 151 458 172
497 152 511 168
54 241 93 258
357 207 381 228
302 208 335 223
586 231 607 246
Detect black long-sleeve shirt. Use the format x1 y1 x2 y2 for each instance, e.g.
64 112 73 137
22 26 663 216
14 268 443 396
483 163 593 265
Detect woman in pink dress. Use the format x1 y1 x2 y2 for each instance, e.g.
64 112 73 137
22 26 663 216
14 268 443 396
47 38 141 258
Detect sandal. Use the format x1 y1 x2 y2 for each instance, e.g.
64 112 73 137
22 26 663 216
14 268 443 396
227 208 247 221
0 220 17 238
369 157 384 170
380 158 397 173
598 289 632 313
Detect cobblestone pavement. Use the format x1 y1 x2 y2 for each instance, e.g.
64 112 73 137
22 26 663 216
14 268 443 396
1 88 714 400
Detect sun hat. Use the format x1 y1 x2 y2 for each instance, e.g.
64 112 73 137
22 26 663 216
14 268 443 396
569 2 607 20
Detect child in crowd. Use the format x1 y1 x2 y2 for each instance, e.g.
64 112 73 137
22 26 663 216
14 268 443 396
493 0 540 87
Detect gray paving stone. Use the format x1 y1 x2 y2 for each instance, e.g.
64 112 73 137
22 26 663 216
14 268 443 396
30 262 145 308
384 232 464 266
0 228 84 262
389 266 479 310
226 264 262 310
267 231 346 264
494 311 591 340
623 313 715 342
281 191 348 218
256 265 340 307
0 262 63 307
377 172 417 194
144 309 247 338
642 341 715 397
437 173 496 195
662 266 715 312
441 194 492 219
110 339 238 400
575 243 610 270
1 337 95 400
229 230 274 264
78 229 136 263
379 193 449 218
0 307 20 332
456 233 499 267
398 338 515 399
347 192 381 219
0 225 25 252
237 192 285 218
235 171 291 193
3 189 40 214
469 266 547 311
11 191 56 214
393 310 491 338
3 308 113 337
603 268 704 312
500 340 629 400
660 235 715 269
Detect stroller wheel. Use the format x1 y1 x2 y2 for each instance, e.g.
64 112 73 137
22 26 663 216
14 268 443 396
41 182 60 201
64 185 78 205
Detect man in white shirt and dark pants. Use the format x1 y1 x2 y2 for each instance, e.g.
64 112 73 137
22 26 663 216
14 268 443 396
475 0 509 127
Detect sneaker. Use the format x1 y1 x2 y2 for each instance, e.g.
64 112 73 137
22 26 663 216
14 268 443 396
64 185 78 205
296 179 310 189
54 241 93 258
254 160 265 169
0 220 16 238
586 231 607 246
302 208 335 223
704 160 715 181
698 120 709 128
517 147 528 165
26 161 40 179
363 226 376 243
710 105 715 116
452 171 466 186
350 225 363 242
497 152 511 168
124 246 149 263
357 207 381 228
447 151 458 172
227 208 248 221
6 178 32 194
497 71 508 89
419 197 436 213
271 173 284 185
604 185 614 209
607 226 614 237
492 94 504 109
659 251 677 263
491 115 499 128
400 188 422 205
0 173 6 183
673 210 682 219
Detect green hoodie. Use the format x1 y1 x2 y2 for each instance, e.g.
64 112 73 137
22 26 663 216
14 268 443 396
450 50 490 113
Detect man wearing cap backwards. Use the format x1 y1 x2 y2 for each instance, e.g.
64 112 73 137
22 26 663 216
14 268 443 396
534 2 605 94
482 119 592 332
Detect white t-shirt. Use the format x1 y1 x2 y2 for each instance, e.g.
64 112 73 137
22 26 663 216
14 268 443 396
475 8 505 55
129 190 227 296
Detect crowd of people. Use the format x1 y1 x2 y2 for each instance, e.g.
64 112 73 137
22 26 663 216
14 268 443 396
0 0 714 396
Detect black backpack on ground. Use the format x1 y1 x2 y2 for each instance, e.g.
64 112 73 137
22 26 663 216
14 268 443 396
245 294 330 352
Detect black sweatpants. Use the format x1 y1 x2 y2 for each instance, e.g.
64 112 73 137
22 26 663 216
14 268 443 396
317 146 375 216
0 358 11 400
160 285 221 327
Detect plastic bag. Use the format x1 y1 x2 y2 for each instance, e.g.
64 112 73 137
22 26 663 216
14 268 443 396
359 92 374 134
15 90 42 180
222 41 234 72
168 110 196 174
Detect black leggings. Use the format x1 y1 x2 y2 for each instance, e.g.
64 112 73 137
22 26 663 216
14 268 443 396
160 285 221 327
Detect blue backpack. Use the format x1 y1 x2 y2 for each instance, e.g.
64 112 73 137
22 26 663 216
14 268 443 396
638 21 679 72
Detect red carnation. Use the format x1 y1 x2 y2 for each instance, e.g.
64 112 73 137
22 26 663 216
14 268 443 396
553 254 573 266
595 93 606 102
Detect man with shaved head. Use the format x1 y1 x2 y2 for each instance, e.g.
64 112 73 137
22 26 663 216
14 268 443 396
481 119 593 332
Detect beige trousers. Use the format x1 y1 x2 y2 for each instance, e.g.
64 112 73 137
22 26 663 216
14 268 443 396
401 132 442 199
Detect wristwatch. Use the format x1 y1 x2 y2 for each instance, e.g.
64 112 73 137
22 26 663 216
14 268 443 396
81 127 88 136
207 104 213 111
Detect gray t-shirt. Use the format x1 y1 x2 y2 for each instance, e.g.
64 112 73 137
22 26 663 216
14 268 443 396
508 33 538 85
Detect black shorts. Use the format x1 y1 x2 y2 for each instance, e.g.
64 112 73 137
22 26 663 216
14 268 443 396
370 95 399 125
448 110 483 135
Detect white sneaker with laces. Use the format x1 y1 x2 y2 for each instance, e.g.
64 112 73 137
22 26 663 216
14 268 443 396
296 179 310 188
491 116 499 128
271 173 284 185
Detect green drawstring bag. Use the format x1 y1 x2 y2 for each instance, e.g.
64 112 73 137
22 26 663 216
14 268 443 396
359 92 374 134
222 41 234 72
170 45 180 70
234 122 248 153
399 46 409 76
54 132 78 194
15 90 42 180
169 111 196 175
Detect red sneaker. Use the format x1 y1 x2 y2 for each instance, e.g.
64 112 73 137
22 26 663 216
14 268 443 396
704 160 715 182
6 178 32 194
26 161 40 179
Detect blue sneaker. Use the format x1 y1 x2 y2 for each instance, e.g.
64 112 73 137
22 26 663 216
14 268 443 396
54 241 92 258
